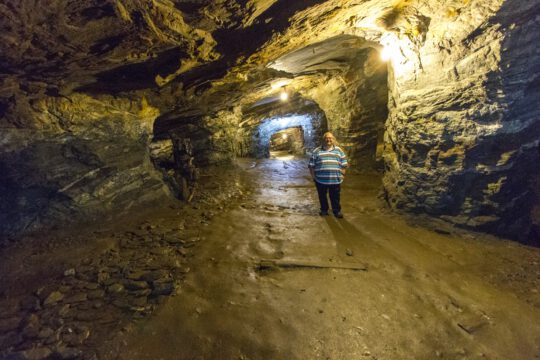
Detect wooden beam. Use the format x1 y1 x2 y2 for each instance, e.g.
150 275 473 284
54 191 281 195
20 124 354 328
258 259 368 271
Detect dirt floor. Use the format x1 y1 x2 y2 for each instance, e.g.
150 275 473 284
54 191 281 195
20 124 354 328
1 155 540 359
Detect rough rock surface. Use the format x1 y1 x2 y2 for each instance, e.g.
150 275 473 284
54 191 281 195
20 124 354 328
0 94 170 237
380 0 540 242
1 0 539 241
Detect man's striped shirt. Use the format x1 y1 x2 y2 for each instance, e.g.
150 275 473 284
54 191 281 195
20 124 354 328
308 146 348 185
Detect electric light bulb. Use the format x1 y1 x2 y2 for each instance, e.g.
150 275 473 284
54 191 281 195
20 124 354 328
280 91 289 101
381 46 392 61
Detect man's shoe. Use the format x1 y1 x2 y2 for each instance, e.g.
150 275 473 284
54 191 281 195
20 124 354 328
334 212 344 218
319 210 329 216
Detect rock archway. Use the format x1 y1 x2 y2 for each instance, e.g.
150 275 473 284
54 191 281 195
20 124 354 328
252 111 325 158
264 35 389 169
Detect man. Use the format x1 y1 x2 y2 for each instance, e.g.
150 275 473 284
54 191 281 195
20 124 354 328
308 132 348 218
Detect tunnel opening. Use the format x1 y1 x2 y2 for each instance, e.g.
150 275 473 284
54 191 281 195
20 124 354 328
253 111 326 158
239 94 328 159
265 34 389 171
269 126 305 158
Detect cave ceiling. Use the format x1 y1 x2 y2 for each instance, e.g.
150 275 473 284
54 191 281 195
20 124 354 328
267 34 377 74
0 0 404 125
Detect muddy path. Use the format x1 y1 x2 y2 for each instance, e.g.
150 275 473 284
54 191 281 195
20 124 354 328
112 156 540 360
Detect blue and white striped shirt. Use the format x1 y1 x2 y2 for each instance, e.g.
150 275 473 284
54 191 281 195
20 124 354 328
308 146 348 185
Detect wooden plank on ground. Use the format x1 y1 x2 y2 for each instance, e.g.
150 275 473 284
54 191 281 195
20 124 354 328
258 259 368 271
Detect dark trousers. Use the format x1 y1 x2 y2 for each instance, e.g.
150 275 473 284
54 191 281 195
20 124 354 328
315 181 341 214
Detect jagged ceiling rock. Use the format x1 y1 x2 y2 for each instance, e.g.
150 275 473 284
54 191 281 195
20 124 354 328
267 35 377 74
1 0 417 132
0 0 233 104
1 0 397 113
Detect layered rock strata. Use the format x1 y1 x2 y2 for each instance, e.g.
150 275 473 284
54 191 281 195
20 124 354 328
0 94 170 237
380 0 540 241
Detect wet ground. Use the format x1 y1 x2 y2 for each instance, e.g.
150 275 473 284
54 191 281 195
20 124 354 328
1 155 540 359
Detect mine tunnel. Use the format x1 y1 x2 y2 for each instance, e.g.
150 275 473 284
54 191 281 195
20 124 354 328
268 126 305 157
1 1 540 359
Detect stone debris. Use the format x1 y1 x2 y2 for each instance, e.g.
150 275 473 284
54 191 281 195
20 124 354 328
0 317 21 333
43 292 64 307
0 220 198 359
63 268 76 277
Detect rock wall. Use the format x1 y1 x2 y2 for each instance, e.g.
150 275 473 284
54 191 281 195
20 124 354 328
0 93 171 238
381 0 540 242
303 48 388 170
201 109 244 164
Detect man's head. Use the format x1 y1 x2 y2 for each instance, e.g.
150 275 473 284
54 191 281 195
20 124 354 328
322 132 336 148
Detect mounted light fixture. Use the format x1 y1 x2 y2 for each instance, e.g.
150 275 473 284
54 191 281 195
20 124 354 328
282 133 288 140
380 45 392 62
379 32 399 62
280 86 289 101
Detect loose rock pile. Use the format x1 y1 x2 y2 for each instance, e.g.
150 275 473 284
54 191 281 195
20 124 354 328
0 221 198 360
0 163 246 359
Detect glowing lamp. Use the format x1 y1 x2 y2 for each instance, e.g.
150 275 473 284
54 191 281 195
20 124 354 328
380 46 392 61
379 32 398 62
280 88 289 101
